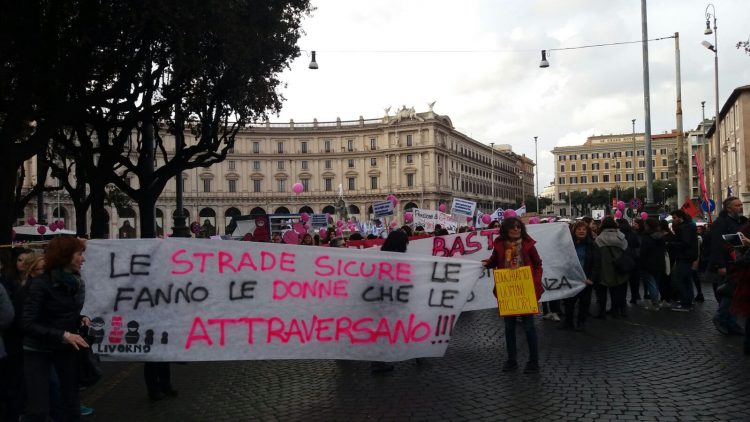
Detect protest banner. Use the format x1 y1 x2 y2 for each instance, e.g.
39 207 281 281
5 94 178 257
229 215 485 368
450 198 476 218
412 208 458 233
310 214 328 227
81 239 484 362
407 223 586 310
493 266 540 316
373 201 395 217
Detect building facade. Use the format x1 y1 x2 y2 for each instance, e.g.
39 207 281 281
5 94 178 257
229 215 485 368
551 132 678 216
705 85 749 207
19 107 535 237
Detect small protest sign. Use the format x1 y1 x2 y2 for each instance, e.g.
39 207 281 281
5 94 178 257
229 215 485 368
493 266 540 317
450 198 476 218
373 201 395 217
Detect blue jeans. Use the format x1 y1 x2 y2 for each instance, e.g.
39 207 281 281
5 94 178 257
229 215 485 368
671 260 693 308
503 315 538 363
642 272 660 305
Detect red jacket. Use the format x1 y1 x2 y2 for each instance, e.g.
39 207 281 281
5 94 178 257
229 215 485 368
486 236 544 301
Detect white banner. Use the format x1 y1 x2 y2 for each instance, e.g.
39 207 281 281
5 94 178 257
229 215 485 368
81 239 484 362
407 223 586 310
412 209 458 233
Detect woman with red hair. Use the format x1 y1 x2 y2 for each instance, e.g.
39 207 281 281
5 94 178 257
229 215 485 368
23 237 90 422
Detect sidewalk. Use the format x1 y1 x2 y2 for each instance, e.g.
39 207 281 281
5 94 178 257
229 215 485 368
82 294 750 421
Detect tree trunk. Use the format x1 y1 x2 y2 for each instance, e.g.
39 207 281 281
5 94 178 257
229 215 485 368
75 202 88 236
0 162 19 264
137 191 157 239
89 188 108 239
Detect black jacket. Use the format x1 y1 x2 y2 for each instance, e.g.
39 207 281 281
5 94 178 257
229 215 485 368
708 211 743 270
22 270 84 351
668 221 699 262
640 232 666 275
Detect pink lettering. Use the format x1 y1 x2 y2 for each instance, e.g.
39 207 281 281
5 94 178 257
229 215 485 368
279 252 296 272
260 251 276 271
185 317 213 349
217 250 236 274
171 249 194 275
193 252 215 273
237 252 258 271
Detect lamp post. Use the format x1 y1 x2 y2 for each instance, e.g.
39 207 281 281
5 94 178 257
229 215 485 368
519 170 524 207
632 119 637 199
534 136 540 214
490 142 495 211
640 0 655 210
703 3 721 199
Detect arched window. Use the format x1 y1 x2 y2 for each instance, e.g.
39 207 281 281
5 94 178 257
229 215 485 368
403 202 418 211
250 207 266 216
298 206 314 214
321 205 336 215
274 207 290 214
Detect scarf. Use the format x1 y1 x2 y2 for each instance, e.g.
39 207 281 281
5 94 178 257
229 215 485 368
51 268 81 293
503 239 523 269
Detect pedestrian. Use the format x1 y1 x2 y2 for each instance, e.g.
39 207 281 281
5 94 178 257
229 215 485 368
370 229 410 374
0 248 35 421
592 216 629 319
22 237 90 422
706 197 744 335
562 221 595 331
482 217 544 374
693 225 706 303
659 219 675 305
667 210 699 312
639 218 667 310
729 224 750 354
299 233 314 246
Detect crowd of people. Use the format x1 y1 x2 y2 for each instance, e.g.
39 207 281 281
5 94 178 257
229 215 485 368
1 197 749 419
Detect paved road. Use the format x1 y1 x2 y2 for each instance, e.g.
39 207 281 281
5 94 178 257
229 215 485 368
82 287 749 421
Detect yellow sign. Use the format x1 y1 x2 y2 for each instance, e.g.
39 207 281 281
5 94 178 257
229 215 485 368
493 266 540 316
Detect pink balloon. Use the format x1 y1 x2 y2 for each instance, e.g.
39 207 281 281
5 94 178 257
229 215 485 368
319 228 327 238
336 220 344 227
547 217 555 223
292 182 304 195
469 226 475 231
335 228 343 236
300 212 310 222
37 226 47 235
283 230 299 244
438 203 446 213
293 223 306 235
503 209 517 219
390 220 399 228
614 210 623 219
387 194 398 206
640 212 648 220
404 212 413 223
27 217 37 226
481 214 491 224
348 224 357 232
528 217 541 224
617 201 626 211
49 223 58 232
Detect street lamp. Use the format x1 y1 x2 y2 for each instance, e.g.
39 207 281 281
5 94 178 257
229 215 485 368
490 142 495 211
703 3 721 199
534 136 539 214
519 170 524 207
631 119 637 199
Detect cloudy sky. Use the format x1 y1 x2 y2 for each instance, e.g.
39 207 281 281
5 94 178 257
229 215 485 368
275 0 750 190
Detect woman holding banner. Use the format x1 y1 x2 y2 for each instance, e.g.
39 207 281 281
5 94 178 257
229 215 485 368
22 237 90 422
562 221 595 331
482 217 543 374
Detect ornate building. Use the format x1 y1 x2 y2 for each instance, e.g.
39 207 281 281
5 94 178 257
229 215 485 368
19 106 535 237
551 131 678 217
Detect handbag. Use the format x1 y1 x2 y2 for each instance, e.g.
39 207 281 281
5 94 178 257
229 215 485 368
78 328 102 387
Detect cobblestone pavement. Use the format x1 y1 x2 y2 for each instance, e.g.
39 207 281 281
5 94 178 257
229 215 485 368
83 286 750 421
